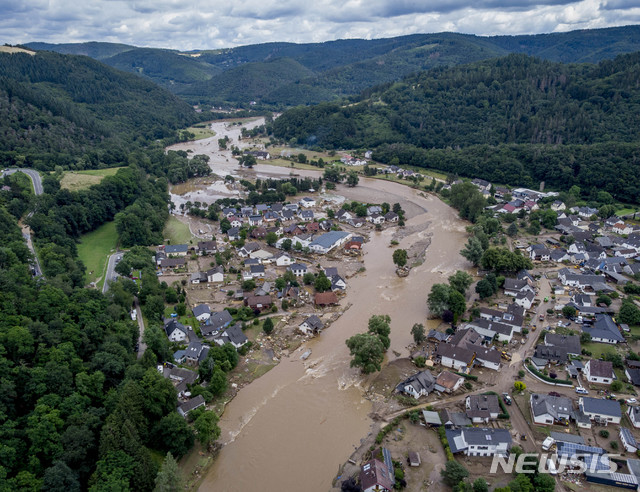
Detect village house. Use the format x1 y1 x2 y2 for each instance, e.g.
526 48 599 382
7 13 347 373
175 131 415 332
398 370 436 399
288 263 307 277
178 395 206 418
164 244 189 256
465 394 501 423
584 359 615 385
239 242 261 258
192 304 211 322
628 406 640 428
434 371 464 394
190 271 208 284
275 253 292 266
384 211 399 222
245 295 272 311
530 393 574 425
249 264 265 278
436 344 475 372
164 319 189 342
439 409 472 428
583 315 624 344
620 427 639 453
227 227 240 241
213 323 248 348
160 258 186 270
626 368 640 387
207 266 224 283
196 240 217 255
514 291 535 310
359 459 394 492
534 345 569 365
465 319 514 343
184 341 205 366
201 310 233 338
545 333 581 356
308 231 352 254
299 197 316 208
579 397 622 425
314 291 338 307
446 428 512 457
503 278 535 297
299 315 324 335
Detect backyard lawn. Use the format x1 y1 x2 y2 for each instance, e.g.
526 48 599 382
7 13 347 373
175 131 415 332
163 216 194 245
77 221 118 285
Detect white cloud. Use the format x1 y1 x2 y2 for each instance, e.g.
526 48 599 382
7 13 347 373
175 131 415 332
2 0 639 50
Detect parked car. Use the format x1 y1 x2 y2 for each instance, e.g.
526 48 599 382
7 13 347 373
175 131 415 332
502 393 512 405
627 398 638 405
576 387 589 394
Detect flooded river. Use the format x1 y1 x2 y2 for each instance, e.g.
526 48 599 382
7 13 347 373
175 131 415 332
172 122 470 491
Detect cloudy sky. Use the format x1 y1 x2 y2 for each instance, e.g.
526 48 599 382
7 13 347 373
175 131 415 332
3 0 640 50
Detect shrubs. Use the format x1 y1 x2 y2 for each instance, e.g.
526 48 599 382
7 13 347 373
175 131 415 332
437 426 455 461
455 372 478 381
600 430 610 438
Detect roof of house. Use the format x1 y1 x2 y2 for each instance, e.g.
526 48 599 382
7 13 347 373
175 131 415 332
185 341 203 359
246 295 272 307
439 409 472 427
314 292 338 306
534 345 569 364
399 370 436 395
503 278 529 292
309 231 351 250
530 393 574 420
621 427 638 448
436 371 463 390
205 310 233 331
466 394 501 420
422 410 442 425
462 427 512 446
449 328 483 348
207 265 224 276
583 315 624 342
192 304 211 318
550 431 585 445
428 330 450 343
300 315 324 331
627 368 640 386
436 343 475 364
289 263 307 271
360 459 394 492
225 323 248 346
580 397 621 418
165 244 189 254
197 240 217 250
164 319 188 337
587 359 614 378
178 395 205 415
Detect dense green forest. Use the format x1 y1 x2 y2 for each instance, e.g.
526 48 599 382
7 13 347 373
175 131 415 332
0 50 201 170
27 25 640 107
271 52 640 202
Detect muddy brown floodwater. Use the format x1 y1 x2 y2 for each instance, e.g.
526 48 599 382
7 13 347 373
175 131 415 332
197 176 471 492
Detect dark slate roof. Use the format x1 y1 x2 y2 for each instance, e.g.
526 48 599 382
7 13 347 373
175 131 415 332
178 395 205 415
530 393 574 420
466 394 501 419
581 397 622 418
629 369 640 387
225 323 248 346
436 343 475 364
164 319 188 337
462 427 512 446
439 409 472 427
583 315 624 342
587 359 614 378
534 345 569 364
398 370 436 395
544 334 581 355
300 315 324 331
192 304 211 318
201 310 233 336
550 431 585 445
428 330 450 343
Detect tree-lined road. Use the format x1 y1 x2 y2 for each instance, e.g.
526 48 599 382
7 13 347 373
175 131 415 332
2 168 44 277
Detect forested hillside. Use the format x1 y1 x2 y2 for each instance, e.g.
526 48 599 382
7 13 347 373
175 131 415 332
0 50 200 170
27 25 640 107
271 53 640 202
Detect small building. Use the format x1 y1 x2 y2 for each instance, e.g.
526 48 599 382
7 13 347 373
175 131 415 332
196 240 217 255
190 271 208 284
288 263 307 277
213 323 248 348
245 295 272 311
192 304 211 322
177 395 205 418
164 244 189 256
439 409 472 428
207 266 224 283
422 410 442 427
583 315 624 344
465 394 501 423
584 359 615 385
201 310 233 337
530 393 574 426
299 315 324 335
164 319 189 342
398 370 436 399
275 253 292 266
359 459 394 492
408 451 421 467
579 397 622 425
446 427 512 457
629 406 640 429
435 371 464 394
314 292 338 307
620 427 639 453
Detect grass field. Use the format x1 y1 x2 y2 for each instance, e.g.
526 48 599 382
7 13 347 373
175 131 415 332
77 221 118 285
163 216 194 245
60 167 123 191
187 123 217 140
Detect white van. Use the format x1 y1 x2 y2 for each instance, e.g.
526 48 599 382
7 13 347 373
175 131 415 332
576 387 588 394
542 437 555 451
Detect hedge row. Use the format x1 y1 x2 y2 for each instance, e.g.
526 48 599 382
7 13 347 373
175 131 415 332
437 426 455 461
455 372 478 381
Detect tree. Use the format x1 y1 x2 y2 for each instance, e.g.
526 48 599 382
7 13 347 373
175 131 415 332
509 473 534 492
581 331 592 343
193 411 221 448
427 284 451 318
533 474 555 492
314 273 332 293
263 317 274 334
448 289 467 318
475 278 496 299
265 232 278 246
323 167 342 183
43 461 80 492
441 461 469 487
282 238 292 251
460 236 484 266
410 323 426 344
507 222 518 237
152 413 195 458
448 271 473 295
514 381 526 391
208 367 228 396
154 453 182 492
345 333 385 374
346 171 359 187
619 300 640 325
562 305 577 318
303 272 315 285
473 478 488 492
367 314 391 350
392 249 408 268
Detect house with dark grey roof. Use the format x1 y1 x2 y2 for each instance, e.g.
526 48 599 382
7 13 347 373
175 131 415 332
446 427 512 457
213 323 248 348
164 319 189 342
503 278 535 297
544 333 581 356
427 330 450 343
436 344 475 372
440 409 472 428
534 345 569 365
201 310 233 337
178 395 206 418
299 315 324 335
626 368 640 386
288 263 307 277
185 341 205 366
465 394 501 423
465 318 514 343
584 359 615 385
583 315 624 344
206 266 224 283
628 406 640 428
579 397 621 425
192 304 211 322
398 371 436 399
530 393 575 425
196 240 217 255
164 244 189 256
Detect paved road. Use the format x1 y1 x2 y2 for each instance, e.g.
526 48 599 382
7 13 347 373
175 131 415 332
2 168 44 277
102 252 121 294
134 298 146 359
